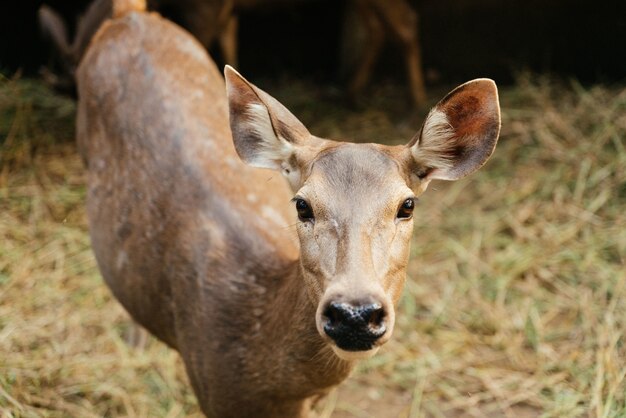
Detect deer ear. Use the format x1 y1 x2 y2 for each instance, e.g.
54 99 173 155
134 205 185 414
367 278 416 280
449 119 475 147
225 65 311 175
408 79 501 181
38 5 72 59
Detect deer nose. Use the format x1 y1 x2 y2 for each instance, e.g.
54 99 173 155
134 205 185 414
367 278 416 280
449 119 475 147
322 301 387 351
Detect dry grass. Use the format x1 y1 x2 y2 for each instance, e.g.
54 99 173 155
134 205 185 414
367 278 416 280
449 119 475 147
1 73 625 417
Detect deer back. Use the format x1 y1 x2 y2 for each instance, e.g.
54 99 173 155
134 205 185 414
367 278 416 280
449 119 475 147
76 10 298 348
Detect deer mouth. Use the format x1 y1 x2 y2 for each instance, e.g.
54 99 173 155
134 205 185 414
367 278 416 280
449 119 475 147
330 345 381 361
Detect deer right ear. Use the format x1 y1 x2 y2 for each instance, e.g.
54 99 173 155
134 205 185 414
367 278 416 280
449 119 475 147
225 66 313 183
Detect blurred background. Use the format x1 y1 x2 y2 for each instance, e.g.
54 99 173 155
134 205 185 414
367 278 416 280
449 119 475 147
1 1 625 417
2 0 626 86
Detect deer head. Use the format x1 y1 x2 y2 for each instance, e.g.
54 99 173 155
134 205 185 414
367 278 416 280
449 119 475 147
225 66 500 360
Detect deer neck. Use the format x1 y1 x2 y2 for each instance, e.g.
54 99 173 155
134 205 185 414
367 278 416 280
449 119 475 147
258 260 354 392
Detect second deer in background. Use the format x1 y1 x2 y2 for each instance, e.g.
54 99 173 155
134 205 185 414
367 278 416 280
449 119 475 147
39 0 427 106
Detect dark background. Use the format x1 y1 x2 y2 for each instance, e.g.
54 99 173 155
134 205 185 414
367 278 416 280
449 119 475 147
1 0 625 86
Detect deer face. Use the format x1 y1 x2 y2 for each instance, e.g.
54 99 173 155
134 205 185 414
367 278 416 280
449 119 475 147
225 66 500 360
292 144 416 359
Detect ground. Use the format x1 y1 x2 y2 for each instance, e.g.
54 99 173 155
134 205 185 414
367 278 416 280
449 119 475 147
1 74 625 417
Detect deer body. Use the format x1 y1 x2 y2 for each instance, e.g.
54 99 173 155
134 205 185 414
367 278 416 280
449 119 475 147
78 2 500 417
77 8 351 417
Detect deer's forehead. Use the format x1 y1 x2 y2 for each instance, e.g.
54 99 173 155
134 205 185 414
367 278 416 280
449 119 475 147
302 144 409 211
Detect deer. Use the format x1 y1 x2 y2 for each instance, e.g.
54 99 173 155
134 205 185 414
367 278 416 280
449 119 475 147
223 0 428 106
342 0 427 106
76 0 500 416
40 0 426 105
38 0 113 92
38 0 235 93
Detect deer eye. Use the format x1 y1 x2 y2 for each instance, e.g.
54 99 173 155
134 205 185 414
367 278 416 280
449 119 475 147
294 198 314 222
397 198 415 219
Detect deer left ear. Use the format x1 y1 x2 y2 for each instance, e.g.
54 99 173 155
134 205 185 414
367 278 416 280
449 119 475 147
225 65 325 190
225 65 311 171
408 79 501 182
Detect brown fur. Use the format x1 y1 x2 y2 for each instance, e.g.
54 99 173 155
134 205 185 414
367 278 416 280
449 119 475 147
77 3 499 416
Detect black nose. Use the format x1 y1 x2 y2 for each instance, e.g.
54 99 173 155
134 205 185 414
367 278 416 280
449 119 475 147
322 302 387 351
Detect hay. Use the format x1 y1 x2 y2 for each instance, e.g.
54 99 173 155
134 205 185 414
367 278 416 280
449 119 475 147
1 74 624 417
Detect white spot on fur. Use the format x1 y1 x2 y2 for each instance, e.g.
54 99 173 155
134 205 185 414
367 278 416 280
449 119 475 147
246 193 258 203
412 108 456 171
261 205 287 227
200 215 227 255
225 156 238 168
116 250 128 270
280 161 301 191
95 158 106 170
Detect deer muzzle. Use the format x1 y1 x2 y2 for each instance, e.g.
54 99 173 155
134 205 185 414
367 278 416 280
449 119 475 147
322 301 387 351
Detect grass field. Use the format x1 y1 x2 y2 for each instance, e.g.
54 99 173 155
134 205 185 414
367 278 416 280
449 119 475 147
1 73 625 417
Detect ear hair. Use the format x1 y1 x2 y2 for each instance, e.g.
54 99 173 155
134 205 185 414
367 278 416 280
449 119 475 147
412 108 456 172
408 78 500 182
242 102 295 169
225 65 319 190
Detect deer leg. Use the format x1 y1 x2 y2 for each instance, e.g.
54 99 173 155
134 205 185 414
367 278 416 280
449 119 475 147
370 0 427 106
124 321 149 350
399 15 427 107
219 15 239 68
348 3 385 100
